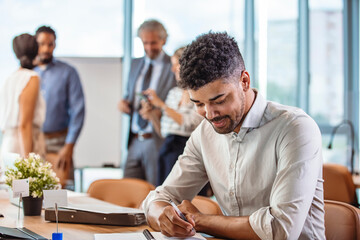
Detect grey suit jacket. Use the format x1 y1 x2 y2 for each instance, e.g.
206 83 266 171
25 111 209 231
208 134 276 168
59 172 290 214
124 53 176 145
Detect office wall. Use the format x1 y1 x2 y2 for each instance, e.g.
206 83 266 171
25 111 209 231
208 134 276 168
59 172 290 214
59 57 122 168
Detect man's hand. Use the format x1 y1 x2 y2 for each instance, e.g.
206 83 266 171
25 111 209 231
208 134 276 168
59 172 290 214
157 200 200 238
143 89 165 109
118 99 131 114
139 100 154 120
56 143 74 171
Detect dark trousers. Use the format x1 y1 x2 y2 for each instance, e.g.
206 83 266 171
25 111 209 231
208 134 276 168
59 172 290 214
157 134 189 186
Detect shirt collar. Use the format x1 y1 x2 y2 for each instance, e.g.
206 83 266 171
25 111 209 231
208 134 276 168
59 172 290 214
225 89 267 141
39 57 57 71
241 89 267 129
145 51 165 65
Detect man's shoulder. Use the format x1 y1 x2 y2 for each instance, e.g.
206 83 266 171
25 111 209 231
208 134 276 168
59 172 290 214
131 57 145 63
162 53 171 63
265 101 308 120
53 59 78 72
264 101 318 131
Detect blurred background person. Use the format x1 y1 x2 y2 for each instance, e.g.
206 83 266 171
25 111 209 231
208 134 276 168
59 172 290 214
142 47 203 186
0 33 46 171
34 26 85 189
118 19 176 186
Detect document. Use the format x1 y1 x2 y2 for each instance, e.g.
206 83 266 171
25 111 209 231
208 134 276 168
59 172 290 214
94 232 206 240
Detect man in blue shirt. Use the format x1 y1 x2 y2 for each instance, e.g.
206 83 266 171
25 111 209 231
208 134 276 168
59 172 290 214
34 26 85 188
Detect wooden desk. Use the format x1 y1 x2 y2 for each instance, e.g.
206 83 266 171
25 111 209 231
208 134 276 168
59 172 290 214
0 190 150 239
0 190 220 240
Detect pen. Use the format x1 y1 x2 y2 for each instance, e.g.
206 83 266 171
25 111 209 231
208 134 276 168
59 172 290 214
143 229 156 240
169 200 195 232
169 200 188 222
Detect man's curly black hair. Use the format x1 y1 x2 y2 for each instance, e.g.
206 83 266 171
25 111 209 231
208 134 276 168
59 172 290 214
179 32 245 90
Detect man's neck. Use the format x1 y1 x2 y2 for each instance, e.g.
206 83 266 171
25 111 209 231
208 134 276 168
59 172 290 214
38 64 47 70
234 89 256 133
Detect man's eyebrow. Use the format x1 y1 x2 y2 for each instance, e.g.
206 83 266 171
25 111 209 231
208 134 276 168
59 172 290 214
209 94 225 101
190 94 225 103
190 98 199 103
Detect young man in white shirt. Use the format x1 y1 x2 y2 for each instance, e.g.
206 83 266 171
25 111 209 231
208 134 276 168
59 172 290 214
142 32 325 240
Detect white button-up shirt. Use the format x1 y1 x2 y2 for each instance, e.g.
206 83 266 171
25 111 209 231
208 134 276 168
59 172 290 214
142 91 325 240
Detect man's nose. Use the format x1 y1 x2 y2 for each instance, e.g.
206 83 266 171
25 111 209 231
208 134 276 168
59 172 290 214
41 45 50 52
205 105 216 120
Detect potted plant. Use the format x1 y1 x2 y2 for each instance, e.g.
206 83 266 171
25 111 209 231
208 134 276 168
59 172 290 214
5 153 60 216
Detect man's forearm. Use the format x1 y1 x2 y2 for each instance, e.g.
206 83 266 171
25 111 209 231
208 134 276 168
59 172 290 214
193 214 260 240
147 200 260 240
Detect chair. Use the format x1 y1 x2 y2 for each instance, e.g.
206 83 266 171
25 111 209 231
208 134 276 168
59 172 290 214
325 200 360 240
323 163 358 207
87 178 155 208
191 195 222 215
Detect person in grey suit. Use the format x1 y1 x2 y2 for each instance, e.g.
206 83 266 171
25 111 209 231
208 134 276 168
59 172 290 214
118 19 176 185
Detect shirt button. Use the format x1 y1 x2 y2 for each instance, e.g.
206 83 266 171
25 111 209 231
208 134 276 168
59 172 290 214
229 191 234 196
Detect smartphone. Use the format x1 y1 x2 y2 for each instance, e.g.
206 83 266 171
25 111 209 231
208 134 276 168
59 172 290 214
136 92 149 102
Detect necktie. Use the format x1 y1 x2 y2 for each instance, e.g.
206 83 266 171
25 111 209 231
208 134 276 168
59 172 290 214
138 63 153 129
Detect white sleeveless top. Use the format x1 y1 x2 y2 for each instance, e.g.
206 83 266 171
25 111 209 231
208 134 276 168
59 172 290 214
0 68 46 130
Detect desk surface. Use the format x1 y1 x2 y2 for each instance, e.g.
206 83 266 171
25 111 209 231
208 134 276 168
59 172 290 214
0 190 150 239
0 190 220 240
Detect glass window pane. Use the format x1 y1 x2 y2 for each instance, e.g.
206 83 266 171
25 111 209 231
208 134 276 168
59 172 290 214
0 0 124 84
309 0 344 125
255 0 298 106
133 0 245 58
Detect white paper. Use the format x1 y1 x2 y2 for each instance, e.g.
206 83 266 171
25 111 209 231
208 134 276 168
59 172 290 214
43 189 68 208
94 233 147 240
12 179 29 198
94 232 206 240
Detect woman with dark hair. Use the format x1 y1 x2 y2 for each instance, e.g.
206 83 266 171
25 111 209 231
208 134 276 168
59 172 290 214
0 33 46 167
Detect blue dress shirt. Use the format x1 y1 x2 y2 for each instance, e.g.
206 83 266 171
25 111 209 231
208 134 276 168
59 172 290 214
34 59 85 144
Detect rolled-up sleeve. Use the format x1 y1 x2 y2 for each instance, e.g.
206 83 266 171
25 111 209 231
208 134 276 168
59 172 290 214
249 116 323 240
142 130 208 216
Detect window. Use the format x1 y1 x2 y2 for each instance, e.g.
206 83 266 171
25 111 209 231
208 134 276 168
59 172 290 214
0 0 124 84
253 0 298 105
309 0 344 125
308 0 349 168
132 0 245 58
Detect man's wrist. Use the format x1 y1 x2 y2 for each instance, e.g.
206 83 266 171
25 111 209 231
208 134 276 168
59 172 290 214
64 143 75 149
192 212 205 232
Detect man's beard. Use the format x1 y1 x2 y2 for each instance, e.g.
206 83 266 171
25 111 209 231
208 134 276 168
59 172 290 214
206 115 239 134
39 55 53 64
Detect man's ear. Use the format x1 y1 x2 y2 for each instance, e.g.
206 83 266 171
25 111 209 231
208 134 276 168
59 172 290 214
161 38 166 46
241 71 251 91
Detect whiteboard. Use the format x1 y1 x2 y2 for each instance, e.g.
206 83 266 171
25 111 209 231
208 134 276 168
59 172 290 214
58 57 123 168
